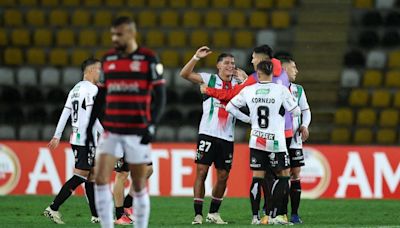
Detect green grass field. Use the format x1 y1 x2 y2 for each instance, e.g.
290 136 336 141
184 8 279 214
0 196 399 227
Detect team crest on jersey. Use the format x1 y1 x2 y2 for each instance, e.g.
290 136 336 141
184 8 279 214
196 150 203 160
256 88 270 95
268 153 275 160
251 157 257 164
130 61 142 72
293 91 299 98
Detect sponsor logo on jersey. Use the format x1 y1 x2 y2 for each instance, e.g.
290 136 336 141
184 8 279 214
132 54 145 60
0 144 21 195
251 129 275 140
108 63 116 70
256 88 270 95
108 81 140 93
106 55 118 61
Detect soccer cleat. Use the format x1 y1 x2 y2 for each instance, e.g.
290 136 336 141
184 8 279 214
260 215 269 224
269 215 294 225
124 207 134 221
206 213 228 224
251 216 260 225
43 206 65 224
115 214 133 225
290 214 303 224
91 216 100 223
191 214 203 225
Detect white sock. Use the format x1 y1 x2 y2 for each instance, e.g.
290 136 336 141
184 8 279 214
134 188 150 228
95 184 114 228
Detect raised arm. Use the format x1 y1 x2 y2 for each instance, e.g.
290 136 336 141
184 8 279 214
225 91 251 124
179 46 212 84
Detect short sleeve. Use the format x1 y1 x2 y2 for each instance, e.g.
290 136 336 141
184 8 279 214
282 86 297 112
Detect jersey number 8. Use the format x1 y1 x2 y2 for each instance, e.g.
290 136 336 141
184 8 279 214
257 106 269 128
72 100 79 123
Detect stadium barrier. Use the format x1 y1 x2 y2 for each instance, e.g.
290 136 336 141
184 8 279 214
0 141 399 199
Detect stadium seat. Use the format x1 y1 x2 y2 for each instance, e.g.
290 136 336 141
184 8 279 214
230 49 248 68
387 50 400 68
148 0 167 7
71 49 90 66
361 11 383 27
82 0 101 7
348 89 369 107
62 67 82 87
17 67 37 85
79 29 97 47
160 50 180 67
160 10 179 27
227 11 246 28
23 86 44 103
4 106 24 123
40 67 61 86
4 48 23 65
256 30 276 47
334 108 354 126
234 30 255 49
375 0 396 8
146 30 165 48
376 128 397 144
61 0 78 6
0 125 17 140
115 10 135 20
363 70 383 87
384 11 400 27
26 48 46 65
205 11 223 28
340 69 360 88
190 30 209 48
366 50 386 69
49 48 69 66
56 29 75 47
354 0 373 8
11 29 30 46
19 0 37 5
271 11 290 28
33 29 52 47
42 124 56 140
353 128 373 144
26 9 45 26
177 125 197 141
41 0 58 6
212 31 231 48
4 9 23 27
381 30 400 47
100 30 112 47
254 0 273 8
138 11 157 28
104 0 123 7
250 12 268 29
356 108 376 126
371 90 391 108
169 0 187 8
393 91 400 108
385 70 400 88
331 127 351 144
49 9 68 27
71 9 91 27
155 125 176 142
276 0 295 8
26 106 47 123
126 0 144 7
94 11 112 27
0 29 7 46
19 124 40 140
205 51 221 68
95 49 107 60
182 11 201 28
0 0 16 6
379 109 399 127
344 49 365 67
46 87 66 104
358 30 380 48
190 0 208 8
233 0 251 8
0 68 14 86
168 30 186 48
211 0 230 8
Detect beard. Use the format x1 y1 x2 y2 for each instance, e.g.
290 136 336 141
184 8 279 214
113 43 127 52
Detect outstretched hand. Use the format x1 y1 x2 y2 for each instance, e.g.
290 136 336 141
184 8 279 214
195 46 212 59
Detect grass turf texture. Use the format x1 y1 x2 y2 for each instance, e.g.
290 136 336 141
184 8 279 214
0 196 399 227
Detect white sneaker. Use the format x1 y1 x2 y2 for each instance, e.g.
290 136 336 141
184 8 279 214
43 206 65 224
91 216 100 223
251 215 260 225
192 214 203 225
206 213 228 224
269 215 293 225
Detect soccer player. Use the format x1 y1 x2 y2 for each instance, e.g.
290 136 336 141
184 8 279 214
226 60 300 225
200 45 292 224
180 46 246 225
44 58 103 224
280 56 311 224
86 16 166 228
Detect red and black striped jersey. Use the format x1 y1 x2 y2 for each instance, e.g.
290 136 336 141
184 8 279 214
100 47 165 135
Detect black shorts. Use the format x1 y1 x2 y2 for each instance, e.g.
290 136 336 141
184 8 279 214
288 148 305 168
71 145 95 170
286 137 292 150
250 148 290 172
114 157 153 173
195 134 234 171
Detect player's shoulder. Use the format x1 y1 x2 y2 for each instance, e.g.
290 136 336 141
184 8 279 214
137 46 157 58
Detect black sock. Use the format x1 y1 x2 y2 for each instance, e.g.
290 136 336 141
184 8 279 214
209 197 223 213
50 175 86 211
123 194 133 208
194 198 204 216
263 173 275 216
85 181 97 217
270 176 290 217
250 177 263 217
290 179 301 215
115 206 124 220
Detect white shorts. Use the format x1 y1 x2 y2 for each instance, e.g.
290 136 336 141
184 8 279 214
97 131 152 165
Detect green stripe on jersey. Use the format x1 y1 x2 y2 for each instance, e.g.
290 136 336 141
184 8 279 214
207 74 217 122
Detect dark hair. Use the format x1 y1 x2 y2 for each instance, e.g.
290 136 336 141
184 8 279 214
278 55 294 64
112 16 133 27
253 45 273 58
217 53 234 63
256 60 273 75
81 57 100 73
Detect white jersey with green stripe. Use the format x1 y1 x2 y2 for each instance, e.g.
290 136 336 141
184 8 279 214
198 73 238 142
289 83 310 149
